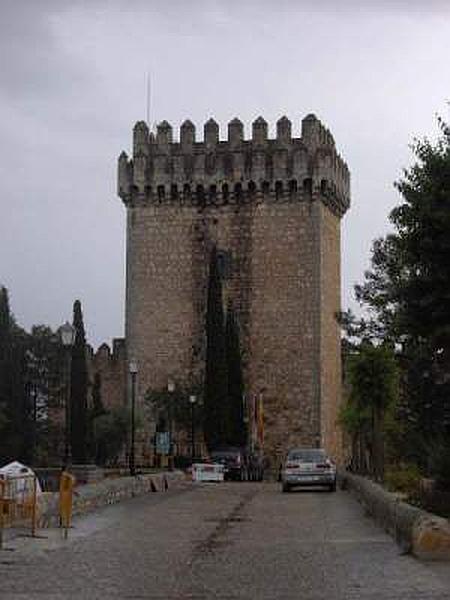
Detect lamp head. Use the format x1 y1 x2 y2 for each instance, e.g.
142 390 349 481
60 321 75 347
129 360 138 375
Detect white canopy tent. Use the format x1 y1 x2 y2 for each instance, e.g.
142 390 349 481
0 461 42 495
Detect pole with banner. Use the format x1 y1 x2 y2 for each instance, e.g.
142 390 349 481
257 391 264 448
31 475 38 538
0 478 5 550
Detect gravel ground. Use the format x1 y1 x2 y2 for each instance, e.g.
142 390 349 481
1 481 449 599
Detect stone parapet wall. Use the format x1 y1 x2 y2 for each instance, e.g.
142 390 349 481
39 471 187 527
341 471 450 561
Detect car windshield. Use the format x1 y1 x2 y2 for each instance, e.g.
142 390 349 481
287 449 326 462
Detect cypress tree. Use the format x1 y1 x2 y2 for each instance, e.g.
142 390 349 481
203 248 228 450
0 287 13 461
0 287 11 414
70 299 88 463
225 304 246 447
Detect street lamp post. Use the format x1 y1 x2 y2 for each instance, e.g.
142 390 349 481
167 380 175 471
60 321 75 469
129 360 138 476
25 350 38 465
189 395 197 461
31 383 37 464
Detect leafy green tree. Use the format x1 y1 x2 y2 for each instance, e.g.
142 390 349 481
350 118 450 479
204 247 228 450
344 342 399 481
22 326 61 464
92 406 130 466
70 300 88 463
0 286 31 463
146 382 203 439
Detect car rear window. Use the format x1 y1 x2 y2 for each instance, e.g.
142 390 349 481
211 452 239 459
287 449 326 462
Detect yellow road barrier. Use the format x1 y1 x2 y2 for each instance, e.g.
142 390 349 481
59 471 76 539
0 473 39 548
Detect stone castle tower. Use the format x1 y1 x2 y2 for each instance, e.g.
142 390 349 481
117 114 350 467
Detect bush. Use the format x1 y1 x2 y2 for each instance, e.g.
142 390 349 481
92 407 130 466
433 443 450 492
384 463 422 496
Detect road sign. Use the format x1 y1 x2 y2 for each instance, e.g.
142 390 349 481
156 432 170 455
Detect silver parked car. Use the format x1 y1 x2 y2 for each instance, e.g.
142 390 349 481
281 448 336 492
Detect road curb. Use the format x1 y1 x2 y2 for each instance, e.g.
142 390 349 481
340 471 450 561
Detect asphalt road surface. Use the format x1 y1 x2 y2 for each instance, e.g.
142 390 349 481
1 482 450 599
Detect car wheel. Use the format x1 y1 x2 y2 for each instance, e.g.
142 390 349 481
329 481 337 492
282 483 290 493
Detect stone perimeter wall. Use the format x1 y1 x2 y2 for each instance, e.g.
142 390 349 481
119 114 350 468
88 338 127 412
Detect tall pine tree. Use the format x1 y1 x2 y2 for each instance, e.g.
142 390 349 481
203 248 228 450
70 300 88 463
225 303 246 447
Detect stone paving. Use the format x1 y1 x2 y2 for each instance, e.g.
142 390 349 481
1 482 449 599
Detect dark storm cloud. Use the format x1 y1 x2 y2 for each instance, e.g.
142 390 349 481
0 1 90 102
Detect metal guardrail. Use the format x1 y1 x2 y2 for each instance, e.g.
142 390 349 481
0 474 38 548
0 470 77 548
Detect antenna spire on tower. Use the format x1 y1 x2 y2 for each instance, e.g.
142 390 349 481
146 72 151 126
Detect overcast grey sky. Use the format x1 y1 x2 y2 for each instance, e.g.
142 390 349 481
1 0 449 347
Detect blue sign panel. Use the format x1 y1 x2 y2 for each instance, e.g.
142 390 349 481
155 432 171 455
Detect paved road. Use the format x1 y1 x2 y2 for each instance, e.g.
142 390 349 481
1 482 449 599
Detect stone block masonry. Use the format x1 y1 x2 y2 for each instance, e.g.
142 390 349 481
117 114 350 469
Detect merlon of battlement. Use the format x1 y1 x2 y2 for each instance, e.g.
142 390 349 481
117 115 350 216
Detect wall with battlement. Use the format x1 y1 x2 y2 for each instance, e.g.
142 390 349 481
118 115 350 218
87 339 127 412
118 114 350 468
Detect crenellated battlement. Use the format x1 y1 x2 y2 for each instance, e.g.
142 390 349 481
118 114 350 217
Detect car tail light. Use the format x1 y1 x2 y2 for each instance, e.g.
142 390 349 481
317 463 329 469
285 462 297 469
